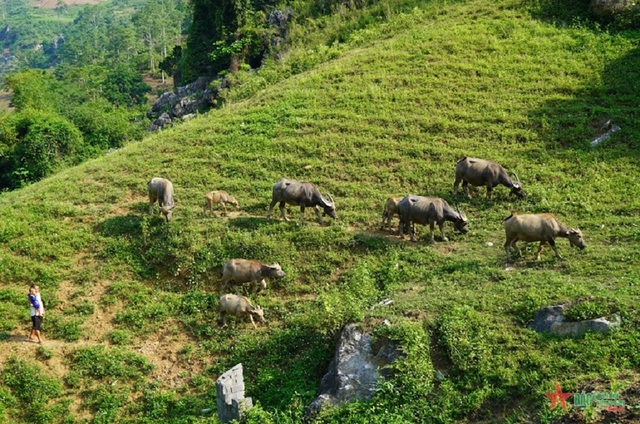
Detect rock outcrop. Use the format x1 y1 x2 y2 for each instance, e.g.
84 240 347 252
147 77 229 131
304 324 402 421
530 305 621 337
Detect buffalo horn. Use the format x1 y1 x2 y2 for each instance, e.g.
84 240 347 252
513 172 521 184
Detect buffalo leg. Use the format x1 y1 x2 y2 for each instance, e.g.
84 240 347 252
266 198 278 219
280 201 290 221
398 216 405 238
408 220 417 242
504 237 518 259
453 177 462 196
486 184 493 200
425 222 435 243
313 205 323 224
438 222 448 242
462 181 470 197
148 195 157 215
548 240 563 260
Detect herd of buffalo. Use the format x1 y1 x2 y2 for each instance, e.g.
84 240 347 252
146 156 587 328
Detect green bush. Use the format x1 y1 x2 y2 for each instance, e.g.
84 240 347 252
5 109 85 188
68 345 153 381
1 357 66 423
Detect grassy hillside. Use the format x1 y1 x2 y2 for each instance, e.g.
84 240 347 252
1 0 639 422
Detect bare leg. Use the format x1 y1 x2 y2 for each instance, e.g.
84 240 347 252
266 199 278 219
280 202 289 221
409 220 417 242
549 240 563 260
313 206 323 224
439 222 448 241
453 177 461 196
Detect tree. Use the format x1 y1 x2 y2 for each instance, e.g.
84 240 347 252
102 65 151 107
182 0 275 81
3 69 60 112
6 109 85 188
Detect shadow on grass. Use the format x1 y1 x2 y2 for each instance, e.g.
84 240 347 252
210 326 334 412
97 214 178 279
98 214 145 237
529 45 640 156
227 216 273 230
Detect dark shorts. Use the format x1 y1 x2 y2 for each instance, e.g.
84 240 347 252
31 315 43 331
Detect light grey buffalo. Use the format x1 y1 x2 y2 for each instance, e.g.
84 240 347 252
398 195 469 243
454 157 524 200
148 177 175 222
221 259 286 293
503 213 586 261
203 190 239 217
266 178 337 224
381 196 403 232
218 294 265 329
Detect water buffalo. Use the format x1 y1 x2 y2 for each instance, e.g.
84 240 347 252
218 294 265 329
266 179 337 224
503 213 586 261
221 259 286 293
454 157 524 200
381 196 403 232
398 195 469 243
204 190 240 217
148 177 175 222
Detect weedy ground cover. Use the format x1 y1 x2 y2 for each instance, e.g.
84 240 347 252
0 0 639 422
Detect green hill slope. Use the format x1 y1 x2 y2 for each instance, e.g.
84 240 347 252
1 0 639 422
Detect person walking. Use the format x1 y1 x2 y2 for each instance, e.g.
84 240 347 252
27 286 43 343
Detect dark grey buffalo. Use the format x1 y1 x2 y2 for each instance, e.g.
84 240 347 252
503 213 586 261
266 179 337 224
454 157 524 200
398 195 469 243
148 177 175 222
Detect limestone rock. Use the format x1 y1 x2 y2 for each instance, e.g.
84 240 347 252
530 305 621 337
304 324 402 421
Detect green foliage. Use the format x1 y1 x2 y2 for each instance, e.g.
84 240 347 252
49 315 84 342
317 261 381 331
5 108 85 188
68 345 154 381
3 70 60 112
1 357 67 424
564 297 619 321
107 329 132 345
102 65 152 107
84 384 131 424
0 0 640 422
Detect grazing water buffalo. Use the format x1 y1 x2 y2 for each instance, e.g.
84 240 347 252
221 259 286 293
148 177 175 222
218 294 265 329
398 195 469 243
266 179 337 224
204 190 239 216
503 213 586 261
454 157 524 200
381 196 403 232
